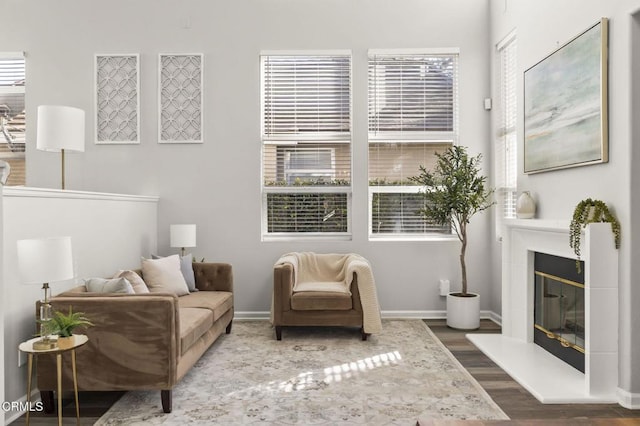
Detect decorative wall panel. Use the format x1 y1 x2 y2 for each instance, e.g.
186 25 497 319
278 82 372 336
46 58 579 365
159 54 203 143
95 54 140 144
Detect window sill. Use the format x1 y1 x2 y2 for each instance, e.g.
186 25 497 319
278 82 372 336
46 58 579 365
368 234 458 242
262 233 352 243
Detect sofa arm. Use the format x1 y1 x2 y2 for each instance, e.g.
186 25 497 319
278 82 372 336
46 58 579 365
36 293 180 392
193 262 233 292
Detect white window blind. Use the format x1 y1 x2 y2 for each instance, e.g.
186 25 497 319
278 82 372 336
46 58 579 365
368 50 458 238
0 52 26 186
261 53 351 238
496 35 517 232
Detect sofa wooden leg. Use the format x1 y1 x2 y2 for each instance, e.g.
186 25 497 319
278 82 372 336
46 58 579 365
275 326 282 341
226 320 233 334
40 390 55 413
361 328 370 341
161 389 172 413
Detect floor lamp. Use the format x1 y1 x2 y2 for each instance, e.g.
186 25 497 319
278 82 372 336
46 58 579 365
36 105 85 190
17 237 75 350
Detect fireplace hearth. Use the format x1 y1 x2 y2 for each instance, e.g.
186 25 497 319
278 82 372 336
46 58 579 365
467 220 619 403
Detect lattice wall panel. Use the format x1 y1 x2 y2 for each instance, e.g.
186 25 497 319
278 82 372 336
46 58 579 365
95 54 139 144
159 54 203 143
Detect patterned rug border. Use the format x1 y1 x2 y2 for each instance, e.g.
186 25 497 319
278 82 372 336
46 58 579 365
95 319 509 426
416 321 508 419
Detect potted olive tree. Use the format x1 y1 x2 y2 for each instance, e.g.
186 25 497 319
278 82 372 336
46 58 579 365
410 145 494 329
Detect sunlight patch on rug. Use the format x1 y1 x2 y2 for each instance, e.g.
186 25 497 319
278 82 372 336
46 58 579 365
95 320 508 425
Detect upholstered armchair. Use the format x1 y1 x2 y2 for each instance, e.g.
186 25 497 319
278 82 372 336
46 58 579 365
272 252 382 341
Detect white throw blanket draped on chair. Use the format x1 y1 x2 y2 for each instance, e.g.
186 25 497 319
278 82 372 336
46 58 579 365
275 252 382 334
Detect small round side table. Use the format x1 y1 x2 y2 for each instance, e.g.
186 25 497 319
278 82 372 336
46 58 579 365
18 334 88 426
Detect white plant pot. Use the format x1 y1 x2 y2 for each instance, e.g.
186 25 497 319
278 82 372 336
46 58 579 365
446 292 480 330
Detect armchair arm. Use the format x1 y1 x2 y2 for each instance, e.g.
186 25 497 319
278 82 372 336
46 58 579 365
193 262 233 292
273 263 294 323
36 293 180 391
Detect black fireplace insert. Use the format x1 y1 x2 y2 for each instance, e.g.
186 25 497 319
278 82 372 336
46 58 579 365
533 252 585 372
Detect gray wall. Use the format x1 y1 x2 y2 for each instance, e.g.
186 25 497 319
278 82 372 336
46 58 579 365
489 0 640 399
2 0 494 317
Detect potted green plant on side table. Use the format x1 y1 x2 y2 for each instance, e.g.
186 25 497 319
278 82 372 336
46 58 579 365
42 307 93 349
410 145 495 330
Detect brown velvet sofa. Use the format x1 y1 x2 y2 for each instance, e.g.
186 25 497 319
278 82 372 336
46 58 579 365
36 262 233 413
273 262 367 340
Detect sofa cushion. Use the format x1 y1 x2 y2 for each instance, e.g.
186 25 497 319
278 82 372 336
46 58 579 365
112 270 149 294
291 291 352 311
84 277 134 294
152 254 197 292
179 307 214 355
142 255 190 296
178 291 233 323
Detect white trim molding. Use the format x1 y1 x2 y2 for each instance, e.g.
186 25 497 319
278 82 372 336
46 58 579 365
3 187 159 203
617 388 640 409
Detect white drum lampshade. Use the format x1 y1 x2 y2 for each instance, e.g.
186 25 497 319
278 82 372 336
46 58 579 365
170 224 196 256
17 236 75 350
36 105 85 190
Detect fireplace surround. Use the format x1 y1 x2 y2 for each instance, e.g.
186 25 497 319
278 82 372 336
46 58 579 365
468 219 618 403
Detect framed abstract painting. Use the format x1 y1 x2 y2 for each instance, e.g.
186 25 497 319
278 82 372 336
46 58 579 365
524 18 608 173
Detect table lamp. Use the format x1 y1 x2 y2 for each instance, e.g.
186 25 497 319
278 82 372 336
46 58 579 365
170 224 196 256
36 105 85 190
17 236 74 350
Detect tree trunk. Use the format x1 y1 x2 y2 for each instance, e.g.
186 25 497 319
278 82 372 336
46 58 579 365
460 222 467 295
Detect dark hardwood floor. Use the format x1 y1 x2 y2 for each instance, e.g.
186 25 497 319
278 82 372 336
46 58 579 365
10 319 640 425
423 319 640 425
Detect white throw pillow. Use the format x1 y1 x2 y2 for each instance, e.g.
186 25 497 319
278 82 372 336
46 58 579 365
112 270 150 294
85 277 134 294
141 255 190 296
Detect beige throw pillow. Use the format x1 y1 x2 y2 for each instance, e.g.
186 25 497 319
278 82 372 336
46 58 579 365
141 255 190 296
113 270 150 294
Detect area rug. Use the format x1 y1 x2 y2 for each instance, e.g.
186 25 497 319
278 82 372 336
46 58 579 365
95 320 508 425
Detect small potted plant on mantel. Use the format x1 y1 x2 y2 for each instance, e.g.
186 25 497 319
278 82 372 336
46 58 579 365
410 145 495 330
569 198 621 272
41 307 93 349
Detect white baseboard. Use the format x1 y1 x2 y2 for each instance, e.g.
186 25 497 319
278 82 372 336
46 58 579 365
617 387 640 409
3 389 41 426
235 310 501 322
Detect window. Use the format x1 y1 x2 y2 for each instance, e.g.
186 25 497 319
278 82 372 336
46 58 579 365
496 33 517 236
261 52 351 238
0 52 26 186
368 49 458 239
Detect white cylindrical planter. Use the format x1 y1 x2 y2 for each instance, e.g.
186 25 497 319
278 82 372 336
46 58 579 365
446 293 480 330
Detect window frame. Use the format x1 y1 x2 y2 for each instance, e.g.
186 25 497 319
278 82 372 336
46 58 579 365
367 48 460 241
495 32 518 240
0 51 26 186
260 50 353 241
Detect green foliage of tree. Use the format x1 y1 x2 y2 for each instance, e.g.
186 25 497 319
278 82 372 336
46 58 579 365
409 146 495 295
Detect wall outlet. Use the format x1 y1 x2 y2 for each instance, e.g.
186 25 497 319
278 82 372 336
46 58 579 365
439 279 450 296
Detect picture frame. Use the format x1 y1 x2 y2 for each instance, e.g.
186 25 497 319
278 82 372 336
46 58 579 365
158 53 203 144
95 54 140 144
524 18 608 174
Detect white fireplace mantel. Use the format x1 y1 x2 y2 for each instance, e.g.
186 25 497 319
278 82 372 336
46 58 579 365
468 219 619 403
